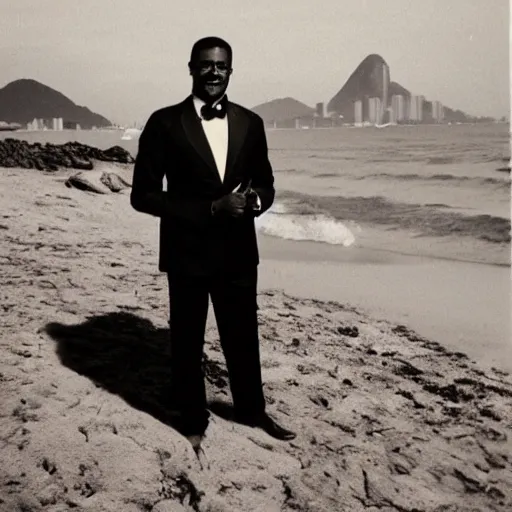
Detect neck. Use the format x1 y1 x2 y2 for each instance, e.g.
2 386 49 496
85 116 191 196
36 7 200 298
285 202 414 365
192 89 226 106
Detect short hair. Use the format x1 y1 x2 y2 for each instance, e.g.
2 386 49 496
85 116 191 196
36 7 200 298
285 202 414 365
190 37 233 66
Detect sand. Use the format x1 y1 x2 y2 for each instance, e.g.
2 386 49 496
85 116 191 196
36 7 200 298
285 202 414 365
256 238 512 373
1 166 511 512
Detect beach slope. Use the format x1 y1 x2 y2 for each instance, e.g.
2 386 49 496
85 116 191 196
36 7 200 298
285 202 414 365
1 167 511 511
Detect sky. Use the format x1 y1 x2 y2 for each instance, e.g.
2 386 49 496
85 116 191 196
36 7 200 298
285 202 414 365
1 0 509 125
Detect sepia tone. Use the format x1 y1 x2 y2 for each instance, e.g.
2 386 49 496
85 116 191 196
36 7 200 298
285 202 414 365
0 1 511 511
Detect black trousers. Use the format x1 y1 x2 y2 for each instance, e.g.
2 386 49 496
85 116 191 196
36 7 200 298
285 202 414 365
166 267 266 436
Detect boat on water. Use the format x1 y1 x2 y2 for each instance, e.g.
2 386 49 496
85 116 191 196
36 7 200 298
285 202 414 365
121 128 142 140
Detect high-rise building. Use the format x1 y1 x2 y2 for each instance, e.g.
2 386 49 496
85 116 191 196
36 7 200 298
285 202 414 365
381 63 389 123
391 95 406 122
417 96 425 121
368 98 374 123
315 102 324 118
368 97 381 124
354 100 363 125
409 97 417 121
375 97 381 123
431 101 444 122
409 95 424 122
389 107 396 124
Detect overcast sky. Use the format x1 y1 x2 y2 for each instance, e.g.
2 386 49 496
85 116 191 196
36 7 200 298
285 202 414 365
2 0 509 125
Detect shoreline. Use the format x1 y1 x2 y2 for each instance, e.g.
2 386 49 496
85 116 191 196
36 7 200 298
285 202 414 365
259 231 511 268
257 234 511 373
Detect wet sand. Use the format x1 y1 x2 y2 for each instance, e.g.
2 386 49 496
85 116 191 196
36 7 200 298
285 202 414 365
257 236 512 373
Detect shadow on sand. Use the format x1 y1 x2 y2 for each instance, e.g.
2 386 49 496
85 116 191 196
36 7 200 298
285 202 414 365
44 312 234 432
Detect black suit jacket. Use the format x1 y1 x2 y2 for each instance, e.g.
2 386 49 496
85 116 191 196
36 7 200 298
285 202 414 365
130 95 275 276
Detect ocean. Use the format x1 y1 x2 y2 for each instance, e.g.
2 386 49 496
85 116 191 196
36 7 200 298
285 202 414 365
4 123 510 266
260 123 510 267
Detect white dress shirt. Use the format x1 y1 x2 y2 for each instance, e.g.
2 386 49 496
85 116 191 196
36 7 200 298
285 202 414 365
193 95 228 182
193 94 261 211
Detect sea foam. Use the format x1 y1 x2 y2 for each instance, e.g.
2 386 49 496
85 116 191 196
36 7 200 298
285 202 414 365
255 202 355 246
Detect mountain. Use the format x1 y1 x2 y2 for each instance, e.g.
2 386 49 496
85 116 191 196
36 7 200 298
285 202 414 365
327 54 390 122
0 79 111 129
327 55 485 123
388 81 410 98
251 97 315 123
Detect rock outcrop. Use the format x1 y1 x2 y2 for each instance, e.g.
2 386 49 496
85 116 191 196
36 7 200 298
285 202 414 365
65 170 132 194
0 139 134 171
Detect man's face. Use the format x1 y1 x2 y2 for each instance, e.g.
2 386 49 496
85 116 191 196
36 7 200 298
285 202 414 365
189 47 232 103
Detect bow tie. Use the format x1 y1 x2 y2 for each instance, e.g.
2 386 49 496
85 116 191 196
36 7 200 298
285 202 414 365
201 98 227 120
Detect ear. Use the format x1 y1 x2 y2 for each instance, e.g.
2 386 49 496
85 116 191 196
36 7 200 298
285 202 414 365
188 61 193 75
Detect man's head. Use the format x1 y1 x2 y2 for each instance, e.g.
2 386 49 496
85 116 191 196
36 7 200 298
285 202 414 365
189 37 233 104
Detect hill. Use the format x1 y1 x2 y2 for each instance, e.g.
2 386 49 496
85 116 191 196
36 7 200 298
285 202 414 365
251 97 314 123
0 79 111 129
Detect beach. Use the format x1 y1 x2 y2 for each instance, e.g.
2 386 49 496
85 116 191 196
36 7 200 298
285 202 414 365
0 124 511 511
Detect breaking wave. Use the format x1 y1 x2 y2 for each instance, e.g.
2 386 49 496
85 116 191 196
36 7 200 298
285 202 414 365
256 202 355 246
268 192 511 244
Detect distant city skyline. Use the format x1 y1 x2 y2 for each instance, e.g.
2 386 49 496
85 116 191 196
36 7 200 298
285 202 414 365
1 0 509 125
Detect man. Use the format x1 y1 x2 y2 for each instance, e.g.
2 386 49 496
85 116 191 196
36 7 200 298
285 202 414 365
130 37 296 455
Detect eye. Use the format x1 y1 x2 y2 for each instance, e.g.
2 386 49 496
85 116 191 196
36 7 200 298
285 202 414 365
197 61 212 71
197 61 230 73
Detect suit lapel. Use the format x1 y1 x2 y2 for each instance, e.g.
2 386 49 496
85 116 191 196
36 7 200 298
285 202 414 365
224 102 249 186
180 96 219 178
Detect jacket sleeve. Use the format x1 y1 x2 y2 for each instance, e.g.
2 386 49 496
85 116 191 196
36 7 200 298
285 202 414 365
130 112 213 226
249 116 275 216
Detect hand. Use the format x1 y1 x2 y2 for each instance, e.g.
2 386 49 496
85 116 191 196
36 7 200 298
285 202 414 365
212 193 246 217
244 188 260 212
